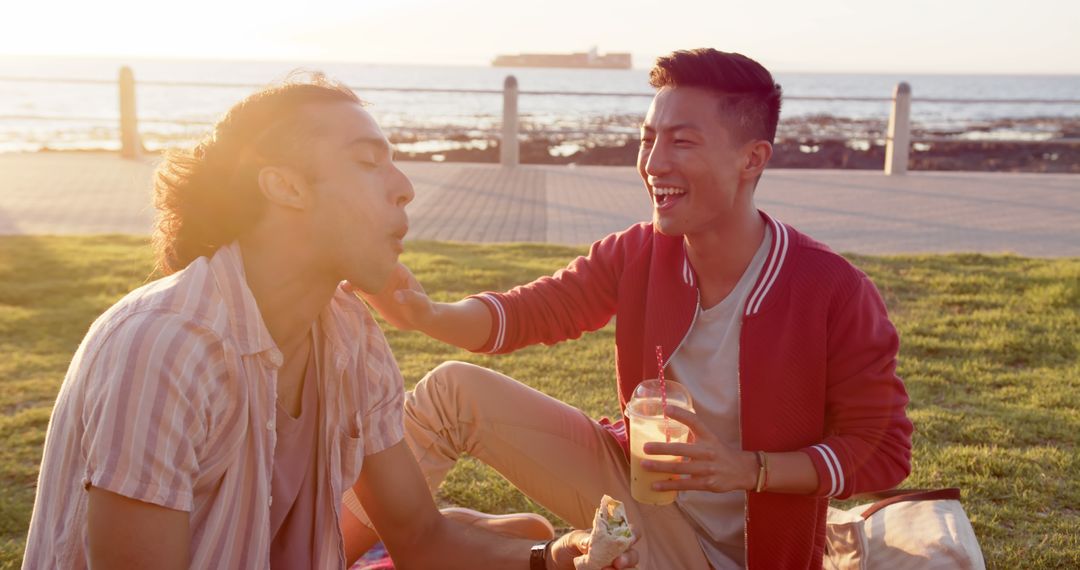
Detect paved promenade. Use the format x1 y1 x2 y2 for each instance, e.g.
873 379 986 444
1 152 1077 256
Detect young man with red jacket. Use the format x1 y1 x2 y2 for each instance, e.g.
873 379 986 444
355 48 913 569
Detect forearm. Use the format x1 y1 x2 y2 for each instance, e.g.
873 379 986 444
397 516 538 570
728 450 819 495
340 504 381 566
756 451 819 494
357 442 554 569
421 299 491 352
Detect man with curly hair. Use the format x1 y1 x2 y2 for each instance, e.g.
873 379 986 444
22 74 636 570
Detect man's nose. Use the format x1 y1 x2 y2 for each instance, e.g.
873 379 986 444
394 167 415 207
644 141 672 177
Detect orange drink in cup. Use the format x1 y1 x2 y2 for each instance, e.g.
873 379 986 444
626 379 693 505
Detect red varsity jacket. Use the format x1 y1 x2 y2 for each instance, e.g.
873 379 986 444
472 212 913 569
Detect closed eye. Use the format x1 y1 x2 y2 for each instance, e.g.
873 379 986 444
346 136 393 168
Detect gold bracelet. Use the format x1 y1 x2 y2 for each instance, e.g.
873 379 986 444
754 451 768 493
761 451 770 492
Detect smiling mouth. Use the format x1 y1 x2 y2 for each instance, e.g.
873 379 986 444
652 186 687 206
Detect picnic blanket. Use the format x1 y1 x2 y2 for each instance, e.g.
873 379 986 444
350 541 394 570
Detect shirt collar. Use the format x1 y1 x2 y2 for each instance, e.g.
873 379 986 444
207 242 282 363
316 283 363 374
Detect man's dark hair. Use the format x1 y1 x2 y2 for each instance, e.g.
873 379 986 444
649 49 783 144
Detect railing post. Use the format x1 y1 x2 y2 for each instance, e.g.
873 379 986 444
885 81 911 175
119 66 140 159
501 75 519 167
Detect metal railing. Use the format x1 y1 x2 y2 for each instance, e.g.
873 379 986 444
2 67 1079 174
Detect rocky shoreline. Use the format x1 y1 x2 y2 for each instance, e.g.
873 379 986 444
391 116 1080 173
393 138 1079 173
27 117 1079 173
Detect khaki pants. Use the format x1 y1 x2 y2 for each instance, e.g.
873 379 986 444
403 361 711 569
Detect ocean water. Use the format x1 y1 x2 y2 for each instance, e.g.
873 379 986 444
1 56 1078 153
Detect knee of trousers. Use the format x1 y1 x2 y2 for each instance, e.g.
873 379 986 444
405 360 481 443
404 360 492 465
407 360 488 416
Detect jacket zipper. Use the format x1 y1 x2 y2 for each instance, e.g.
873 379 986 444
739 321 749 569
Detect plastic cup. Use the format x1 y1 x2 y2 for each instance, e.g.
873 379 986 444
626 379 693 505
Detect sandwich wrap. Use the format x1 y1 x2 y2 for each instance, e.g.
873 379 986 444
574 495 635 570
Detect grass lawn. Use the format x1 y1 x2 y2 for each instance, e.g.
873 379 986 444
0 235 1077 568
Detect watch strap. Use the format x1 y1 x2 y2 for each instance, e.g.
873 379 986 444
530 539 552 570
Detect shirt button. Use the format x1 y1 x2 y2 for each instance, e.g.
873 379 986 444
269 496 273 507
266 420 274 430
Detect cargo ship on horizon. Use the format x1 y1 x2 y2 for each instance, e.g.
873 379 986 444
492 47 632 70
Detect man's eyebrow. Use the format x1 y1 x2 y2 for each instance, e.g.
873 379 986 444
665 123 704 132
342 136 391 153
639 123 703 133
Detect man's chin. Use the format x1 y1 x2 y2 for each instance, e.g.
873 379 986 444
652 219 686 238
347 273 390 296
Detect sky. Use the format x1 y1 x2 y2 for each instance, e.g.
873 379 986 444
2 0 1078 74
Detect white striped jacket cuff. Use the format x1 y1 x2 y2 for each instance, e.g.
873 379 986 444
811 443 847 498
475 293 506 353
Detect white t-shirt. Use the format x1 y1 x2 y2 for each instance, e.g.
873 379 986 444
668 226 773 569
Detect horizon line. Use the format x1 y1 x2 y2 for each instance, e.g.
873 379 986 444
2 52 1079 77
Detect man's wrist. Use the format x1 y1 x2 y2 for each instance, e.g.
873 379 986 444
743 451 762 491
530 538 555 570
418 301 443 333
753 450 771 493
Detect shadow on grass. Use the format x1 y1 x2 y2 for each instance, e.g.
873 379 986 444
0 234 65 565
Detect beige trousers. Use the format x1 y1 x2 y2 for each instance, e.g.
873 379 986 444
402 361 711 569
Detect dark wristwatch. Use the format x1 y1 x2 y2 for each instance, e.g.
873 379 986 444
530 539 552 570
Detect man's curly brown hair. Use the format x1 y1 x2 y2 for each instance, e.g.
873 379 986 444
152 72 361 275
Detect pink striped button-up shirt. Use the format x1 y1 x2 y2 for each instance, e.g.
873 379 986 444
23 242 404 569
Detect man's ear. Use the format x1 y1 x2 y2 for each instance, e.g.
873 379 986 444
257 166 308 210
741 140 773 180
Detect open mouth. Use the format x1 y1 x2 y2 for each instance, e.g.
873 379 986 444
391 226 408 252
652 186 687 208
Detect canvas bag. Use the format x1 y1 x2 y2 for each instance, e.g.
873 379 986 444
824 488 986 570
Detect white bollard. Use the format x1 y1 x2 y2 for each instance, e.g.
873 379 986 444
119 66 140 159
885 81 911 175
501 75 519 167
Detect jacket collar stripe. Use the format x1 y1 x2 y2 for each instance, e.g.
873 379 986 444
812 445 840 496
745 217 781 316
745 215 787 316
749 218 789 315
